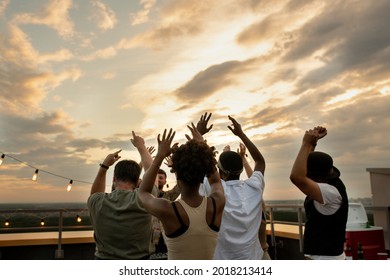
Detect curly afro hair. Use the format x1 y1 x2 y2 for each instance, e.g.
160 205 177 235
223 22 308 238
171 139 217 187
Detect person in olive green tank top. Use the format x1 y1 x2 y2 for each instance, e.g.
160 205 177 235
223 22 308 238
88 132 157 259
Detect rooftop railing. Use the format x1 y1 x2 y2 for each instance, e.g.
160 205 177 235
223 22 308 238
0 204 388 258
0 208 92 259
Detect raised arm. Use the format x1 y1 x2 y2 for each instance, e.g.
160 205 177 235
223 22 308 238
138 146 155 170
187 123 224 204
90 150 121 195
196 112 213 135
139 129 175 216
162 155 181 201
227 115 265 175
290 126 327 203
131 131 153 172
238 143 253 178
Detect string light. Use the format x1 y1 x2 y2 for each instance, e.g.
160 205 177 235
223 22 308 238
4 219 10 227
76 215 82 223
0 151 98 191
32 169 39 181
40 219 45 226
67 180 73 192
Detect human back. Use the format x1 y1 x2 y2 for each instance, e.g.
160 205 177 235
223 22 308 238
88 189 152 259
290 126 349 259
214 173 264 259
197 114 266 259
88 139 158 260
163 196 219 259
138 125 225 260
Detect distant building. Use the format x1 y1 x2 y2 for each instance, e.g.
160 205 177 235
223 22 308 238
366 168 390 250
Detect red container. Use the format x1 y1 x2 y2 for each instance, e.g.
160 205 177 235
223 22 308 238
345 227 386 260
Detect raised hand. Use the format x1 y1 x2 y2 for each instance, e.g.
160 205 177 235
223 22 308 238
185 122 204 142
227 115 244 137
196 112 213 135
102 150 122 167
303 126 327 147
147 146 156 156
131 131 145 149
314 126 327 140
164 155 173 167
223 145 231 152
303 129 320 146
237 143 247 159
157 129 176 158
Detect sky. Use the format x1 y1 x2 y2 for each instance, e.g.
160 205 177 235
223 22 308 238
0 0 389 204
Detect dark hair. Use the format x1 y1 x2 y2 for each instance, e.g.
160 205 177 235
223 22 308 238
218 151 243 174
171 139 217 186
114 160 141 184
307 151 340 182
158 169 167 177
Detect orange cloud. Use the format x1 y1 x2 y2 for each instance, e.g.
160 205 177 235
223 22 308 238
90 0 117 31
12 0 75 39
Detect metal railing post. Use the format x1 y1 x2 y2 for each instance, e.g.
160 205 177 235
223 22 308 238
269 206 276 247
297 207 304 253
55 210 64 259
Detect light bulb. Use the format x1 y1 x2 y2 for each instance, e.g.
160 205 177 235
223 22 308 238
0 154 4 166
5 219 10 226
40 219 45 226
32 169 39 181
67 180 73 192
76 215 82 223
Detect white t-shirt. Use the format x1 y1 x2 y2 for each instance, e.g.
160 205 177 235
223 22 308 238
200 171 265 260
313 183 343 215
306 182 345 260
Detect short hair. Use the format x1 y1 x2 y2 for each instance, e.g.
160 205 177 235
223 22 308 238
114 160 141 184
218 151 243 176
171 139 216 186
158 169 167 177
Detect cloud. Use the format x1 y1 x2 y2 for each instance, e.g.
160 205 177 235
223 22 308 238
38 48 74 64
0 108 130 202
102 71 116 80
0 110 75 153
131 0 156 26
174 60 248 102
172 48 284 106
118 0 214 50
283 1 390 92
0 24 40 67
12 0 75 39
235 0 320 46
81 46 117 61
90 0 117 31
0 0 9 17
0 55 82 115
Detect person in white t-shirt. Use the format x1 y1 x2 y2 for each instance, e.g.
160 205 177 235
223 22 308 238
197 113 266 260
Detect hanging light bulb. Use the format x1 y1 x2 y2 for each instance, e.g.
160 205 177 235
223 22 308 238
5 219 10 227
67 180 73 192
40 218 45 226
0 154 5 166
76 215 82 223
32 169 39 181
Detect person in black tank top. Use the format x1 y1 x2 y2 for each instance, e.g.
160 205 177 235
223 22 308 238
290 126 349 259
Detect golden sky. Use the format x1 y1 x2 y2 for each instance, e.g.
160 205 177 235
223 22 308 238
1 0 390 203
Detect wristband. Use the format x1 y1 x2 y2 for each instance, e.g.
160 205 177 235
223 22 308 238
99 163 109 170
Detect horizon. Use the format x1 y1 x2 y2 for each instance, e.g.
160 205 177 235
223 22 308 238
1 0 389 203
0 197 374 207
